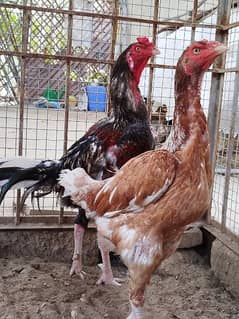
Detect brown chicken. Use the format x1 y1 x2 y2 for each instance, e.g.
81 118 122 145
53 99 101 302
59 40 227 319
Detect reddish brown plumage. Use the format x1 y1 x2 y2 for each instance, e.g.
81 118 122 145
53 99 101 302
60 40 227 319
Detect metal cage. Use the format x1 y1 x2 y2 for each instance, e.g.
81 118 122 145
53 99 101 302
0 0 239 242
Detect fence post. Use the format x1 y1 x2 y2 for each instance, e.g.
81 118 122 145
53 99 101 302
191 0 198 42
59 0 73 225
16 1 31 225
107 0 118 115
221 41 239 231
147 0 159 116
207 0 231 224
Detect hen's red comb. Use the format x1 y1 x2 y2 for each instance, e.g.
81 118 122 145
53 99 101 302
136 37 152 45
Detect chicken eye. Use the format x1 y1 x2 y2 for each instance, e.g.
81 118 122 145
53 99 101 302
193 48 201 55
135 46 141 52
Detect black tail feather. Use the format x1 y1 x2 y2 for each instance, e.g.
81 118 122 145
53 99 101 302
0 182 13 205
0 167 21 181
0 160 61 206
20 182 43 212
0 168 36 204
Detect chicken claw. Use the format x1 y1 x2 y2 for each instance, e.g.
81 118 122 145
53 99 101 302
70 224 86 278
96 274 123 286
69 255 86 279
127 302 144 319
96 263 124 286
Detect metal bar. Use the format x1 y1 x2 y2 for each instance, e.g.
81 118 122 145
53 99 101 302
147 0 159 116
59 0 74 225
0 49 114 64
227 21 239 29
107 0 118 114
63 0 73 154
16 2 30 225
191 0 198 42
0 51 229 73
221 41 239 232
0 2 221 30
1 46 232 73
215 168 239 175
207 0 232 224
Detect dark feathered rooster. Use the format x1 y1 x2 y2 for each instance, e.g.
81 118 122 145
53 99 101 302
59 40 227 318
0 37 159 283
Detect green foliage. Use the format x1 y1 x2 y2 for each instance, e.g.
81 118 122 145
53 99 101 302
0 8 22 51
86 66 108 86
0 7 67 54
69 71 78 81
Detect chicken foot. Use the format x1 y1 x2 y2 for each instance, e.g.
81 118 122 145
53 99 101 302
70 226 123 285
96 234 124 286
126 262 156 319
70 224 86 278
127 301 144 319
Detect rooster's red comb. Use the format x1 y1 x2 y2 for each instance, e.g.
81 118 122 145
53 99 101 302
136 37 152 46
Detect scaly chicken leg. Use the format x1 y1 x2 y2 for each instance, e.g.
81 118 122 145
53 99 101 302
70 224 85 278
71 225 123 285
96 234 123 285
126 261 156 319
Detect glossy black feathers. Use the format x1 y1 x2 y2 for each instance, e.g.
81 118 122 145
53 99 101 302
0 42 155 211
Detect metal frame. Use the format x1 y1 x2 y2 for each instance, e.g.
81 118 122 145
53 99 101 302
0 0 239 239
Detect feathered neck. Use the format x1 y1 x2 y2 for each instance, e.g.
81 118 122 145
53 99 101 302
110 50 149 127
163 62 206 152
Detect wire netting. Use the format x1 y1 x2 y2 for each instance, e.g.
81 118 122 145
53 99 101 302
0 0 238 239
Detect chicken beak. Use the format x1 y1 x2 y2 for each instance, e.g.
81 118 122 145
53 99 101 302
214 44 227 54
152 47 160 56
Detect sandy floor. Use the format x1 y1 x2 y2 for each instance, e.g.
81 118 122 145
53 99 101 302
0 250 238 319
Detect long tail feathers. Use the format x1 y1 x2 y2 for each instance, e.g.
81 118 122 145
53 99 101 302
0 158 61 207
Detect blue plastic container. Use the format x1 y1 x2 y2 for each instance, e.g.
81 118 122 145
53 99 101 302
47 101 61 109
86 85 107 112
35 100 61 109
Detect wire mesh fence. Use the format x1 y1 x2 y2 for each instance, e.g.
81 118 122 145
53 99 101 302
0 0 239 240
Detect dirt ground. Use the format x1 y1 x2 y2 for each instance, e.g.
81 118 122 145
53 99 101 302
0 250 238 319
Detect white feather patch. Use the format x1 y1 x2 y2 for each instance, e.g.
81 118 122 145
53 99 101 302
104 209 121 218
127 197 143 213
109 186 117 204
95 216 113 239
121 235 162 266
58 169 79 196
118 225 137 245
143 178 170 206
